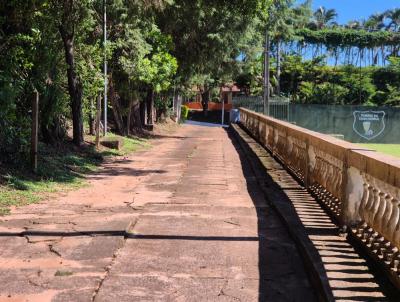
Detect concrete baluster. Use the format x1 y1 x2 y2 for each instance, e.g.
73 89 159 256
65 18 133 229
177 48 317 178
305 139 311 188
372 192 388 253
374 192 388 232
300 144 306 178
332 165 340 197
379 194 395 259
321 158 329 190
370 189 381 228
389 199 400 271
314 156 323 193
365 187 376 225
362 186 376 241
300 144 307 179
358 183 370 228
391 199 400 249
262 122 267 146
383 195 396 241
289 139 295 167
366 188 381 245
335 167 343 198
327 164 334 193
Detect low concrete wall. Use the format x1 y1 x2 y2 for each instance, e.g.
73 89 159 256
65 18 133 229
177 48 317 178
239 107 400 287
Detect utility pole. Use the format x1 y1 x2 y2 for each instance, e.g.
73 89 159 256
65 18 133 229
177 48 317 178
263 28 270 116
103 0 108 136
95 93 101 149
221 87 225 126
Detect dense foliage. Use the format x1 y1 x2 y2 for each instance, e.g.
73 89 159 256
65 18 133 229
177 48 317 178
296 28 400 48
1 0 399 164
235 1 400 106
278 55 400 105
0 0 273 162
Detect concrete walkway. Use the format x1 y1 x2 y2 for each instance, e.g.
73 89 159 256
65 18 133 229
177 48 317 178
0 124 317 301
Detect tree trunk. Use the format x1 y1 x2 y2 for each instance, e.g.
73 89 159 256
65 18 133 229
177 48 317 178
201 89 210 117
130 99 142 130
146 88 154 125
140 101 146 127
108 73 125 135
88 97 95 135
127 99 133 136
59 25 84 146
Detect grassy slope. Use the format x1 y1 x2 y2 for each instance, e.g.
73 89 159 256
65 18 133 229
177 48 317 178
0 134 149 215
357 144 400 158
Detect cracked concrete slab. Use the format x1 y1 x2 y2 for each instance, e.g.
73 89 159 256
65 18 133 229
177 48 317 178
94 124 317 302
0 124 317 301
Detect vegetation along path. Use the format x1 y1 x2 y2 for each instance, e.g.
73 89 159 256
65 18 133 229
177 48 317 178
0 123 391 301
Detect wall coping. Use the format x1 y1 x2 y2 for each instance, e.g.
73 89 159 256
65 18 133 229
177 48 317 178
239 107 400 188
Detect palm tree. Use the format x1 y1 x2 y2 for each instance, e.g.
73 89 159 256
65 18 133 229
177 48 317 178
385 8 400 32
364 13 385 31
271 0 313 94
383 9 400 57
310 6 338 29
364 13 387 65
291 0 313 29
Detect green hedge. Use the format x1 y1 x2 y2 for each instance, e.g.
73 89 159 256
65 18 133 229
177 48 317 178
295 28 400 48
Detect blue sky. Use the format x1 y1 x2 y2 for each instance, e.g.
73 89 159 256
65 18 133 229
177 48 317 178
303 0 400 24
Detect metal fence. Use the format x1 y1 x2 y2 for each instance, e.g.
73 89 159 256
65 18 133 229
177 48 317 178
232 96 290 121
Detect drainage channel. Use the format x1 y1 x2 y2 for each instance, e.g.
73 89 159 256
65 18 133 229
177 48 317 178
230 124 397 302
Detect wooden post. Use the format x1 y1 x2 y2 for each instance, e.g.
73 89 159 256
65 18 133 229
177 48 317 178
31 89 39 173
95 93 102 149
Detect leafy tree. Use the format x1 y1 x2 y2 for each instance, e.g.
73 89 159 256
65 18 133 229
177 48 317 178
157 0 272 112
0 1 46 160
49 0 99 146
103 1 177 132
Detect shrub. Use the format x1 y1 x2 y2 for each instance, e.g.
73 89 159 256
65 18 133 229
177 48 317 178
313 83 349 105
385 85 400 106
340 68 376 104
0 117 31 164
180 105 189 121
297 81 314 103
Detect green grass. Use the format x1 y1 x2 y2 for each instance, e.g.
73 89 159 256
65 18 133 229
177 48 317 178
101 133 151 156
0 134 148 215
357 144 400 158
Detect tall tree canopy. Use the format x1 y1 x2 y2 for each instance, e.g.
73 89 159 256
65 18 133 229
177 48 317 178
0 0 274 160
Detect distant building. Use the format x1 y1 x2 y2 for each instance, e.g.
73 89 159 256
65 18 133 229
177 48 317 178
184 84 242 111
221 85 241 105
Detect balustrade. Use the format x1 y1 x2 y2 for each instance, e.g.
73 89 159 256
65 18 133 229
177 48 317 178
239 107 400 286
